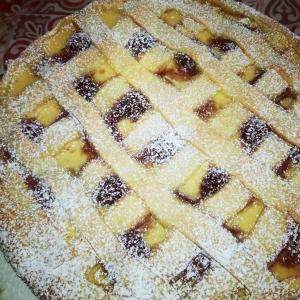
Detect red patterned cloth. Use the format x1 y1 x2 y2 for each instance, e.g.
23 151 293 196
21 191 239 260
0 0 299 78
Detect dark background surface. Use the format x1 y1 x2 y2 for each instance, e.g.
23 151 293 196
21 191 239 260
0 0 299 78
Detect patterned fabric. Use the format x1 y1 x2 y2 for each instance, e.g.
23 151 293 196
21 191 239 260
241 0 300 33
0 0 299 78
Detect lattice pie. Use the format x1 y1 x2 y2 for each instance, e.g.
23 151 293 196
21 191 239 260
0 0 300 299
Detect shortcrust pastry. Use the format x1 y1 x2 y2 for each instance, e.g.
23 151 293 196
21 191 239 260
0 0 299 299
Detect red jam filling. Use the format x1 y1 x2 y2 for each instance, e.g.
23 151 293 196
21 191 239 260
20 119 44 142
274 87 298 109
119 214 158 258
195 100 218 121
157 52 200 82
268 219 300 279
136 135 182 166
209 37 238 53
50 31 92 64
248 69 265 85
20 108 68 142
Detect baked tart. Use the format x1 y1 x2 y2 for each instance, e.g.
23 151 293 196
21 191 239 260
0 0 300 299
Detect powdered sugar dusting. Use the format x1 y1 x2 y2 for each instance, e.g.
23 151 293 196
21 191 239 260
126 31 158 57
1 0 300 298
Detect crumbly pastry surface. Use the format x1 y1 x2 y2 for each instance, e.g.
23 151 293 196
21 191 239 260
0 0 299 299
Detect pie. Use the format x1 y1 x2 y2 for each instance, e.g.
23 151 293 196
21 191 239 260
0 0 300 299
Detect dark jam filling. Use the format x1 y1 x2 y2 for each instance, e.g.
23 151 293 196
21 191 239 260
200 167 229 199
82 138 98 162
120 230 151 258
20 109 69 142
119 214 158 258
241 22 257 32
240 116 272 154
224 223 244 241
276 147 300 179
268 219 300 269
105 90 152 141
248 69 265 85
20 119 44 142
58 109 70 120
50 31 92 64
25 175 55 210
195 100 218 121
170 253 211 287
0 148 12 161
93 175 129 207
209 37 238 53
174 52 200 78
126 31 158 58
157 52 200 82
136 134 182 166
224 197 264 241
274 88 298 109
135 214 156 233
175 167 229 206
73 76 100 102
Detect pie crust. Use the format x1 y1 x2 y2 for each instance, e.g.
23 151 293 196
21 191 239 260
0 0 299 299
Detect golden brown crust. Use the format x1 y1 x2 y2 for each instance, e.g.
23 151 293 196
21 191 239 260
205 0 300 61
1 0 300 299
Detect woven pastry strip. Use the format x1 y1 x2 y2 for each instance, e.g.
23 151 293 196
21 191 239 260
76 4 299 222
0 82 180 299
39 66 253 298
41 34 300 298
0 0 300 298
0 56 250 298
0 162 117 299
146 0 300 91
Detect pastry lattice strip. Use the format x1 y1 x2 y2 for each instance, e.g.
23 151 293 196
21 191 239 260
0 0 298 298
145 0 300 91
0 94 182 299
75 3 299 222
105 8 299 192
0 74 250 298
36 32 297 300
126 0 300 145
0 162 120 299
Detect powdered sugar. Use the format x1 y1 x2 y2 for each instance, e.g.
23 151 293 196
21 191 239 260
126 31 158 57
1 0 300 298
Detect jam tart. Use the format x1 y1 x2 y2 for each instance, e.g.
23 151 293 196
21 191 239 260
0 0 300 299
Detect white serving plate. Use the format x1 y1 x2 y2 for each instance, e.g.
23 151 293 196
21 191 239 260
0 251 36 300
